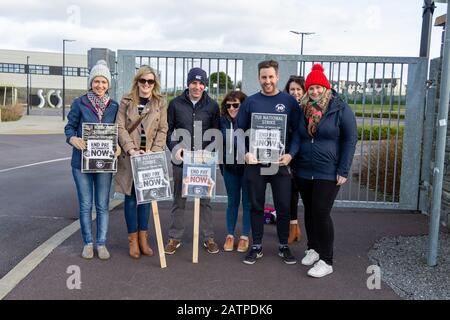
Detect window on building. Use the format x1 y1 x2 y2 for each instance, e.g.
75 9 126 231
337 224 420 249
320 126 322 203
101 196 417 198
63 67 79 76
0 63 25 73
79 68 89 77
29 65 50 75
0 62 87 77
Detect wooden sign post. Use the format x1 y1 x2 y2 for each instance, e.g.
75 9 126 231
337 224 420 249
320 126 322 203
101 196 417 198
182 151 217 264
192 197 201 263
152 200 167 268
130 151 171 269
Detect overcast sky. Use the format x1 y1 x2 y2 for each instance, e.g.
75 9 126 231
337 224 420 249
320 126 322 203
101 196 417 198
0 0 447 59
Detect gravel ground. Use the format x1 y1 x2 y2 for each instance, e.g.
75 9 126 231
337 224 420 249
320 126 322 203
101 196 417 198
368 231 450 300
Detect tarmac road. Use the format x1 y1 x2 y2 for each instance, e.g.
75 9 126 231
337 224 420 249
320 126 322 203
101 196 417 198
0 132 430 300
0 134 75 278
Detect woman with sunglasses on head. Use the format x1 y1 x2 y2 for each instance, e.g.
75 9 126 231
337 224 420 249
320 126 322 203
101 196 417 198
284 75 306 245
115 65 168 259
220 90 251 253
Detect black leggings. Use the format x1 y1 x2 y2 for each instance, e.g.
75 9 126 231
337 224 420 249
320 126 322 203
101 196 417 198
290 177 299 220
245 165 291 246
296 178 340 265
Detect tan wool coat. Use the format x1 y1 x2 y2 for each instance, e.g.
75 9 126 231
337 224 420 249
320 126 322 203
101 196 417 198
115 96 168 195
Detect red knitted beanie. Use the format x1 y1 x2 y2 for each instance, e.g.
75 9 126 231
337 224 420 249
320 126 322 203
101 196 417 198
304 64 331 91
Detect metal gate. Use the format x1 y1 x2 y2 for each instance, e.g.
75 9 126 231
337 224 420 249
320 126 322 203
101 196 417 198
115 50 427 210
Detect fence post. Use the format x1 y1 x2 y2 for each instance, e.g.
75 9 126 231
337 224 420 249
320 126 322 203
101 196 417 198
419 59 439 214
400 58 428 209
428 2 450 267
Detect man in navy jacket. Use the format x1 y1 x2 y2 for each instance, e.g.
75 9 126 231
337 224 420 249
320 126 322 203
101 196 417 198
236 60 300 265
165 68 220 255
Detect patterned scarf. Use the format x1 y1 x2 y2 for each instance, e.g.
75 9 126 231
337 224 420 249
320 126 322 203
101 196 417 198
87 90 110 121
301 89 332 137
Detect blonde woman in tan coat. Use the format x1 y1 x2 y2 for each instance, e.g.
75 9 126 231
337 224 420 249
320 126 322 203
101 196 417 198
115 65 168 259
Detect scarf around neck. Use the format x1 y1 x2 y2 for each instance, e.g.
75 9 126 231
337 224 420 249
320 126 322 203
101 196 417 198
301 89 332 138
87 90 110 121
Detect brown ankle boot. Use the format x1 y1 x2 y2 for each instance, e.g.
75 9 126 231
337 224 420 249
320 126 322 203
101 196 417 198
288 223 300 244
128 232 140 259
138 231 154 256
296 224 301 241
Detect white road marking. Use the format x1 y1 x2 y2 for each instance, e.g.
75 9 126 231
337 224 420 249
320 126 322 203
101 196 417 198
0 199 123 300
0 157 71 173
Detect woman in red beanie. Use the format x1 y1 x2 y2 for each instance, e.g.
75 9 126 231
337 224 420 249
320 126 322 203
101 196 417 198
292 64 357 277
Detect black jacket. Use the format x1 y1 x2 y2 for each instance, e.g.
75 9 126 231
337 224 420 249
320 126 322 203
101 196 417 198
166 89 220 165
219 115 245 176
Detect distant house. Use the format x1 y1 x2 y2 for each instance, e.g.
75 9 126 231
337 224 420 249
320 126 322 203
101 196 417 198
330 80 364 94
366 78 406 96
329 78 406 97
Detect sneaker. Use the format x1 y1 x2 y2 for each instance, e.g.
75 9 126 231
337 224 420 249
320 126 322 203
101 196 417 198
97 245 110 260
164 239 181 255
307 260 333 278
301 249 320 266
223 235 234 252
204 238 219 254
243 246 263 265
81 244 94 259
278 246 297 265
237 237 249 253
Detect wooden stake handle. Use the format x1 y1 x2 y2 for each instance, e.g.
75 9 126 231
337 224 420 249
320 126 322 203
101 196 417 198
193 197 200 263
152 200 167 268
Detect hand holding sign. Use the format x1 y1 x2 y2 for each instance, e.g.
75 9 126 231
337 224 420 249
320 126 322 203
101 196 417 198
70 136 86 150
207 177 216 197
278 153 292 166
129 149 145 156
114 145 121 158
245 152 258 165
175 148 185 161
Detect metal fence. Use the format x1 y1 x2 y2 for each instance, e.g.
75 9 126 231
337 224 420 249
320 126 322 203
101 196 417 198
115 50 427 210
298 55 427 210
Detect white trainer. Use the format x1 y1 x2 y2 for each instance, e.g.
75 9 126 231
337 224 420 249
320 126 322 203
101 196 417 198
301 249 320 266
307 260 333 278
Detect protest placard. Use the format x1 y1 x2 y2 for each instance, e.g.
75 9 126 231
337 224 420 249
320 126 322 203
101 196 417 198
249 113 287 163
181 150 217 263
130 152 171 204
81 123 118 173
130 151 171 268
182 151 217 199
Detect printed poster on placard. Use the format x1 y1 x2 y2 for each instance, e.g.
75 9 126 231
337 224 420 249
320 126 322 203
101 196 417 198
81 123 118 172
182 151 217 199
250 113 287 163
130 152 172 204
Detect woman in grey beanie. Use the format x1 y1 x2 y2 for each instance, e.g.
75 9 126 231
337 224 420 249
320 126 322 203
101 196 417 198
64 60 120 260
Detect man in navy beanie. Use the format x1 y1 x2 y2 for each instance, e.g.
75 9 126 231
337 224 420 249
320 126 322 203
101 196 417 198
187 67 208 87
165 67 220 255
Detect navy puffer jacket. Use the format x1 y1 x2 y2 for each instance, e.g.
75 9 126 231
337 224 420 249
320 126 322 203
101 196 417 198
293 91 357 181
64 95 119 170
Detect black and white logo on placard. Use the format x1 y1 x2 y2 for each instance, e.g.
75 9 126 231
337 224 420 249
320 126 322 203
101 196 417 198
95 160 105 169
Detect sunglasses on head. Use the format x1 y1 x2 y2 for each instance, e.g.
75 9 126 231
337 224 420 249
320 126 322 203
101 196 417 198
138 78 156 85
289 75 304 80
226 102 240 109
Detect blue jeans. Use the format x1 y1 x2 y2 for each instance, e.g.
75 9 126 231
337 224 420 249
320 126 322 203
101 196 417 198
72 168 112 246
124 184 150 233
223 168 251 237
